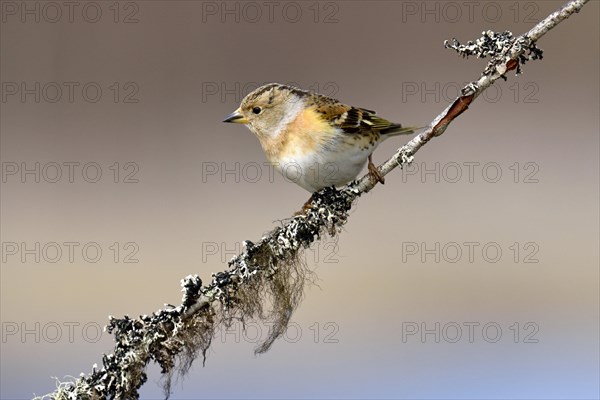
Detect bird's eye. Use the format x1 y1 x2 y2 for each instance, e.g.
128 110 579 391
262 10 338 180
252 107 262 114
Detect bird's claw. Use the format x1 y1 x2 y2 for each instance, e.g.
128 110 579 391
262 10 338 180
368 156 385 185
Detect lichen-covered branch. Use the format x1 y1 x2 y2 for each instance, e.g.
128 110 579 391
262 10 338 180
36 0 589 398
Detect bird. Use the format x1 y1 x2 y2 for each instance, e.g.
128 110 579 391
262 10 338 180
223 83 419 193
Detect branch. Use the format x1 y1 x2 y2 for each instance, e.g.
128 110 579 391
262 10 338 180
36 0 589 398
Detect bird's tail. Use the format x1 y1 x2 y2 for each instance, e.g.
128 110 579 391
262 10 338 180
380 124 425 136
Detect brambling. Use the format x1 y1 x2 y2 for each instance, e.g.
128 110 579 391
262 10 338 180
224 83 418 193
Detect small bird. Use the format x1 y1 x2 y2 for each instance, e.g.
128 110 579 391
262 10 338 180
223 83 419 193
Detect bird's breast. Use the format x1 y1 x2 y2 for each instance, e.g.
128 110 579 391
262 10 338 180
257 107 383 191
262 107 335 160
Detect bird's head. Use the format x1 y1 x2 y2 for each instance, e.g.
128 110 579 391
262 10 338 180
223 83 308 139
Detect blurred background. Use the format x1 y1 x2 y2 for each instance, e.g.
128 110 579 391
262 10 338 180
1 1 598 399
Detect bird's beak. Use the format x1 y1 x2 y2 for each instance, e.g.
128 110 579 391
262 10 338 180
223 108 248 124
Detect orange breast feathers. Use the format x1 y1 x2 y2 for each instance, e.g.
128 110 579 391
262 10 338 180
265 107 338 160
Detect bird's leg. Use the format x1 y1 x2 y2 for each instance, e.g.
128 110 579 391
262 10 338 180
368 154 385 185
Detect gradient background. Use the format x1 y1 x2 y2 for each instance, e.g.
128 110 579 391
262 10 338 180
1 1 598 399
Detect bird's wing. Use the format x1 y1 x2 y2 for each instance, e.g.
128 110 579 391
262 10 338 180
313 100 409 136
